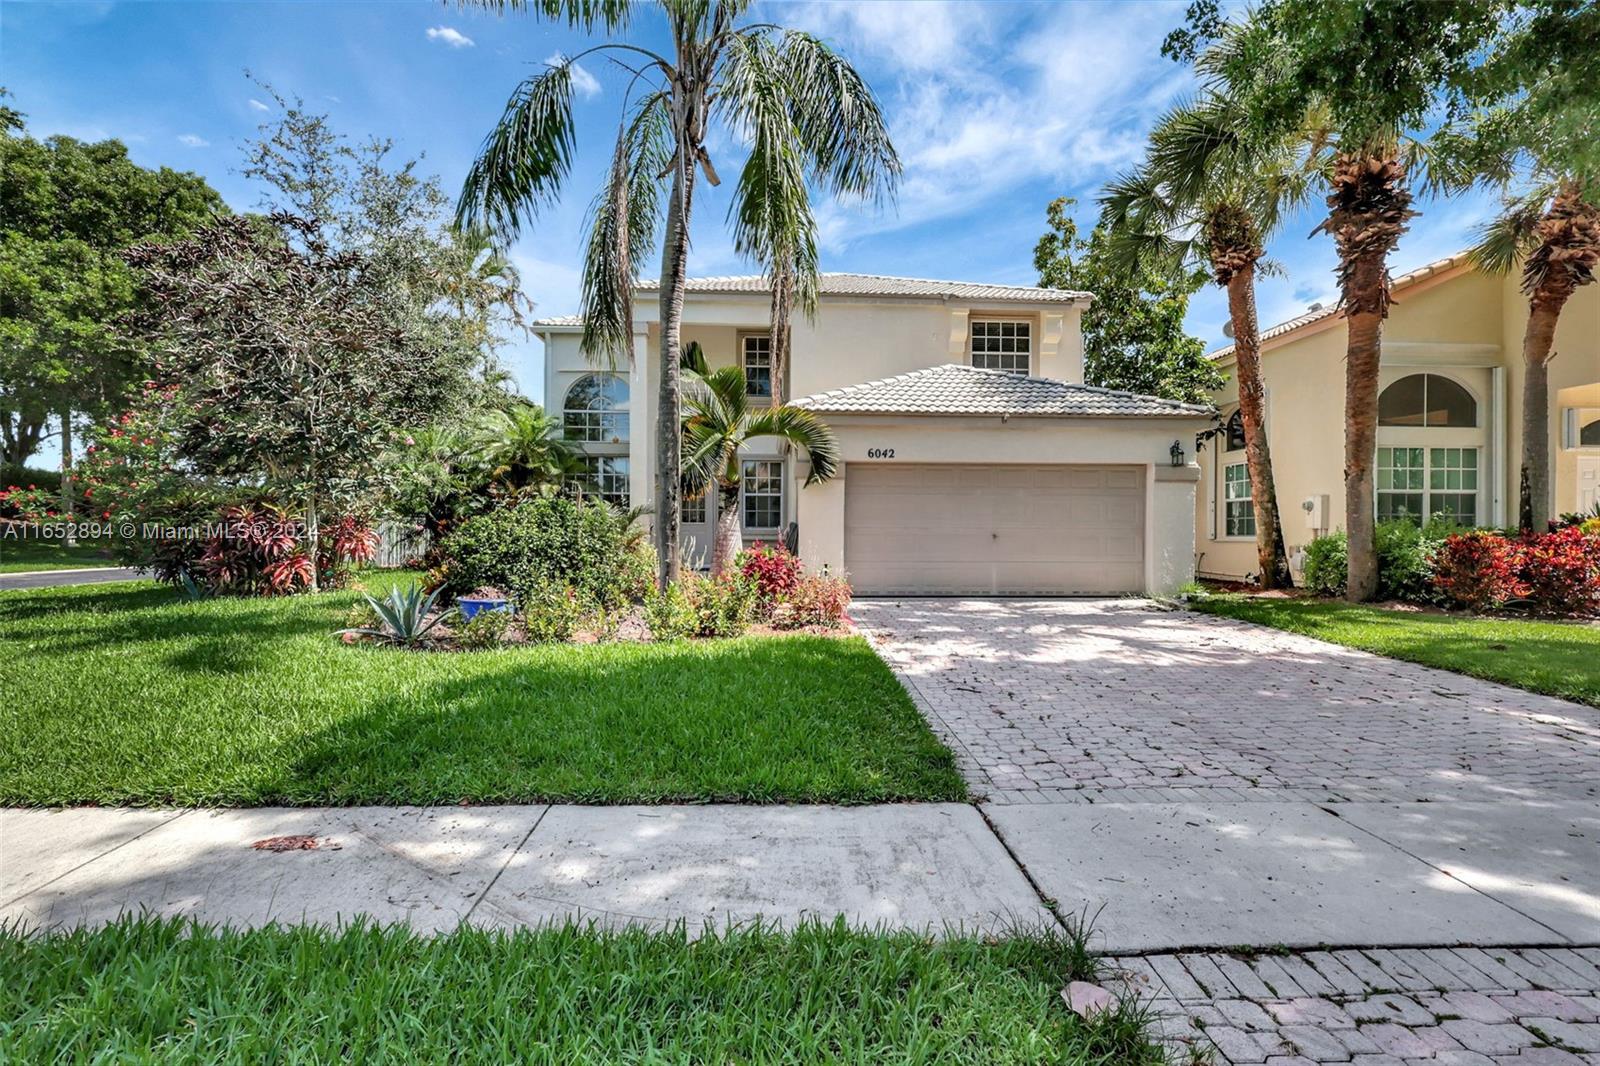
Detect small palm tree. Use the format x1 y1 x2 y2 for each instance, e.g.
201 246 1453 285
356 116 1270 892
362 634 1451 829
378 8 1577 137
456 0 898 587
474 402 582 495
1100 91 1317 589
681 362 837 575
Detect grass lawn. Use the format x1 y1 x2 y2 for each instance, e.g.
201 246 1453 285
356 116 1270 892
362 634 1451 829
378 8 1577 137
0 536 120 572
0 918 1166 1065
1190 593 1600 707
0 574 966 806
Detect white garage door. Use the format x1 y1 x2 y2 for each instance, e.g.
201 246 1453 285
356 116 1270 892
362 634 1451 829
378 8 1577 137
844 463 1145 595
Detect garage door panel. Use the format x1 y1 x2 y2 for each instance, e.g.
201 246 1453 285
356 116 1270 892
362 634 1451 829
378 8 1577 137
844 463 1145 596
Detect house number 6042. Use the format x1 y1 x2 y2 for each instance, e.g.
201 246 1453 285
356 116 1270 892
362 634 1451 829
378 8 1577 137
866 447 895 459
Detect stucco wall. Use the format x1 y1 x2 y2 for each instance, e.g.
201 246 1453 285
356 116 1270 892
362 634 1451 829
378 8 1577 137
1196 264 1600 582
797 415 1208 596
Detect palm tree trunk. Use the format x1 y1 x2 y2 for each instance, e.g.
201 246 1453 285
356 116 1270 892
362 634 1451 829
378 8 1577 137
59 407 76 547
655 160 696 588
769 265 793 407
1519 306 1558 531
1344 306 1383 601
711 481 741 576
1225 264 1290 588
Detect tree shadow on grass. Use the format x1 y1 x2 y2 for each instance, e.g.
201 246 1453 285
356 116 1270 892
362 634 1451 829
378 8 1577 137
259 637 967 807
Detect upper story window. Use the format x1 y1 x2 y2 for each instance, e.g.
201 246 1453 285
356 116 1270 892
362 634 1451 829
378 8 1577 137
743 334 772 398
969 319 1032 375
1378 373 1476 428
741 459 783 531
563 374 629 444
1225 410 1247 451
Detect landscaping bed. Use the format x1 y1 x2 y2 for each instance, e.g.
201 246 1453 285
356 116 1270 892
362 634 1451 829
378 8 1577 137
0 574 965 806
1189 591 1600 707
0 917 1166 1066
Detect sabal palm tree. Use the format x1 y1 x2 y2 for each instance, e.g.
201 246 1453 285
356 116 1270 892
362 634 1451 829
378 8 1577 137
1100 92 1315 588
681 362 837 575
455 0 898 587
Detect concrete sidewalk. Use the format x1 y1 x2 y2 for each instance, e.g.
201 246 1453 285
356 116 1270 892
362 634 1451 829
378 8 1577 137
4 800 1596 950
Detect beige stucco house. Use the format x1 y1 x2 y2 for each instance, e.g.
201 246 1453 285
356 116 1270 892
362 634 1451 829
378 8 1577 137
534 273 1213 596
1197 252 1600 584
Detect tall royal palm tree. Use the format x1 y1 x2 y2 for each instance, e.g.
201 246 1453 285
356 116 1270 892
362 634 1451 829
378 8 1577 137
456 0 898 586
681 362 837 575
1099 92 1316 588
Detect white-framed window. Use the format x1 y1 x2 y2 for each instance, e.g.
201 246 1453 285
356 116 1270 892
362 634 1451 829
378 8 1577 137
741 460 783 531
969 319 1032 374
1224 462 1255 537
1378 373 1477 428
1377 446 1477 526
578 455 629 507
742 334 773 399
681 492 707 525
563 374 629 443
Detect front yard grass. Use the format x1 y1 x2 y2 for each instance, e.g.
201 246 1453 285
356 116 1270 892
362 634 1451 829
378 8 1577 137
1190 593 1600 707
0 536 119 572
0 575 966 806
0 917 1167 1065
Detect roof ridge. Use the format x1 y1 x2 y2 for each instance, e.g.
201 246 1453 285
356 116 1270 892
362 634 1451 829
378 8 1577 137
791 362 1212 416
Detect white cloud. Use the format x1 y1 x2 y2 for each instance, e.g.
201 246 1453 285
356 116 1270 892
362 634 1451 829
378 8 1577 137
426 25 474 48
545 53 601 98
248 98 270 112
177 133 209 147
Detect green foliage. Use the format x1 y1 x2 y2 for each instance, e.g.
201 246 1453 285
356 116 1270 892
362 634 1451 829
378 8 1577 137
0 916 1177 1066
0 576 969 804
1304 531 1349 596
343 582 450 646
454 608 512 650
440 496 637 608
516 580 583 644
644 580 698 642
0 109 224 466
683 572 759 639
1034 197 1219 403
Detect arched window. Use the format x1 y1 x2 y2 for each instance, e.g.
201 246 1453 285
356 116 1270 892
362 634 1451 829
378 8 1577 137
1583 419 1600 446
563 375 628 443
1225 410 1247 451
1378 373 1476 428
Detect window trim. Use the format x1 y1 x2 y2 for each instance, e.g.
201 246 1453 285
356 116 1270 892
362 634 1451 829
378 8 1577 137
1375 445 1481 526
1378 372 1479 429
967 316 1034 375
578 454 631 508
562 373 630 446
740 458 784 534
739 332 774 399
1222 460 1256 540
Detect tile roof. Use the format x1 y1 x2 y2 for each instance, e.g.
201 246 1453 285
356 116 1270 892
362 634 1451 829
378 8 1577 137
1208 252 1472 360
531 313 584 327
638 272 1090 303
791 364 1213 418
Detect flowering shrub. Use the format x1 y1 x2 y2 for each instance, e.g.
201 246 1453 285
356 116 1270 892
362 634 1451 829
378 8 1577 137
737 542 802 607
683 572 759 638
774 573 853 628
147 500 376 596
1432 532 1529 611
0 483 57 523
1516 527 1600 616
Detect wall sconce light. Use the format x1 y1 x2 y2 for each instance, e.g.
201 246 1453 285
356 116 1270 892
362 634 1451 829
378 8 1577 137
1169 439 1186 467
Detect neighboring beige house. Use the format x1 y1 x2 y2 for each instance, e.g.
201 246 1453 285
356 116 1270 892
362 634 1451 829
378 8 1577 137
1197 252 1600 583
534 273 1213 596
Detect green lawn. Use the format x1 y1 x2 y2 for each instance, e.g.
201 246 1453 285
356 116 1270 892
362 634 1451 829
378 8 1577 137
0 918 1165 1065
1191 594 1600 706
0 576 965 806
0 536 120 572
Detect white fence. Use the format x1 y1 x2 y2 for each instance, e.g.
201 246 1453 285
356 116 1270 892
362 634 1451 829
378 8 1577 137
371 521 429 569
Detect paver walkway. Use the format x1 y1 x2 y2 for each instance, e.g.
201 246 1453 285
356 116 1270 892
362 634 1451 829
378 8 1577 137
1105 945 1600 1064
852 598 1600 806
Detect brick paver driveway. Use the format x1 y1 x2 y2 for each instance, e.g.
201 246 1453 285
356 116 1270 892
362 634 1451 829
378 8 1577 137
852 598 1600 806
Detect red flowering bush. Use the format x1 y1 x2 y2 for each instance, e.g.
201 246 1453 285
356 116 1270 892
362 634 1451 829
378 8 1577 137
1515 526 1600 616
775 573 854 629
153 500 377 597
1431 532 1528 611
0 483 58 523
736 542 803 607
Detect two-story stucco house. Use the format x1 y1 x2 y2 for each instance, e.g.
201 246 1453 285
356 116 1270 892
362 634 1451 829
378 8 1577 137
534 273 1213 596
1196 252 1600 584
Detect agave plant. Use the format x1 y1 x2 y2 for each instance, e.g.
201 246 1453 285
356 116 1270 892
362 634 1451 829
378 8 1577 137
341 582 450 647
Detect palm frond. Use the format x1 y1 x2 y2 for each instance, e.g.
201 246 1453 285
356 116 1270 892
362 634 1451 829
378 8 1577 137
455 0 631 31
743 405 838 483
768 30 900 205
1470 196 1544 276
456 63 577 238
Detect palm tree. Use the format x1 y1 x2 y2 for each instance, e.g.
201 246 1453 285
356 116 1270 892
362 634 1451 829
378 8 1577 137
1100 93 1316 588
474 402 582 495
680 362 837 575
455 0 898 586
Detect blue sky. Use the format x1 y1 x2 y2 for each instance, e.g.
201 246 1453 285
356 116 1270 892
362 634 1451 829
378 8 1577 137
5 0 1502 409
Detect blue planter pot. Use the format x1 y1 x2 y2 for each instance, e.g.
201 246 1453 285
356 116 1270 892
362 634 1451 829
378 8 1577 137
457 597 511 621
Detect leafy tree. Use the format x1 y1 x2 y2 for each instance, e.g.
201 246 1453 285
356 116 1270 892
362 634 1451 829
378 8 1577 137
0 103 223 532
1441 1 1600 531
1033 197 1219 405
455 0 898 587
1099 93 1316 588
681 362 837 576
1190 1 1505 601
